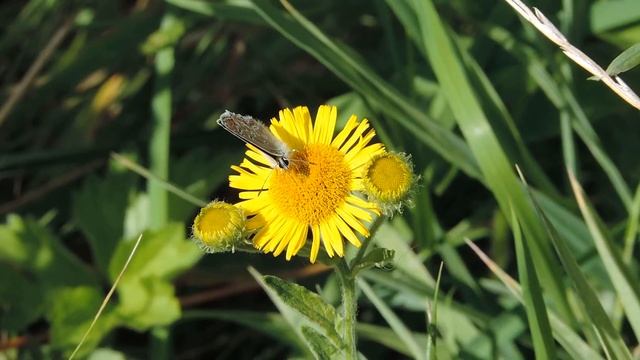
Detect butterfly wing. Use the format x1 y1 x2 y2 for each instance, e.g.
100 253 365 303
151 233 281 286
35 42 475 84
217 111 289 157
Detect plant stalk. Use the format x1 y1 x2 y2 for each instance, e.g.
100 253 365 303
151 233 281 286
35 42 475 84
335 259 357 360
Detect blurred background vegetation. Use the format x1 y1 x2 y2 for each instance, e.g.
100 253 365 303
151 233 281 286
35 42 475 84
1 0 639 358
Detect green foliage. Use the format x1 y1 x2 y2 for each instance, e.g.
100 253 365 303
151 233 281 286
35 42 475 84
250 268 344 359
606 43 640 76
2 0 640 358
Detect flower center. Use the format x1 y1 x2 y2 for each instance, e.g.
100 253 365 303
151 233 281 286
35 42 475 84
198 206 233 235
269 143 351 225
367 154 411 200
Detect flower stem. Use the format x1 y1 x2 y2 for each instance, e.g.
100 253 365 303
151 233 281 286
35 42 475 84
335 259 357 359
351 215 385 267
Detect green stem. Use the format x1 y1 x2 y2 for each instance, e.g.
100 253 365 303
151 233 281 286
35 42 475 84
148 14 177 229
335 259 357 360
149 326 171 360
351 215 385 267
336 215 387 358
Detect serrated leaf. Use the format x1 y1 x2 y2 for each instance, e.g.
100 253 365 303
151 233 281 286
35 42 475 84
48 286 117 356
72 172 135 272
263 275 342 347
301 325 340 360
606 43 640 76
351 247 395 275
116 277 181 331
249 267 329 359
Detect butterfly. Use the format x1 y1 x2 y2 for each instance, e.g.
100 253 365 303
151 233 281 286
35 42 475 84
217 110 292 169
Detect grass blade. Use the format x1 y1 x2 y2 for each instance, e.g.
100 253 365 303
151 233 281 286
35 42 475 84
358 278 427 360
519 171 634 359
246 0 483 181
568 171 640 342
466 239 603 360
511 207 556 359
411 0 574 325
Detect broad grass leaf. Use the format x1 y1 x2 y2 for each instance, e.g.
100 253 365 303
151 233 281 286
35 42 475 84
466 240 604 359
525 180 633 359
569 173 640 341
411 0 574 325
358 278 426 360
512 208 556 359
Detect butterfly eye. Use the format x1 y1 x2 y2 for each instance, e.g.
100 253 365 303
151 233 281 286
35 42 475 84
277 157 289 169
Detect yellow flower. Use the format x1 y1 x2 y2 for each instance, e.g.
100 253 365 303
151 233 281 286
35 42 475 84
362 152 416 215
229 105 385 263
192 200 247 253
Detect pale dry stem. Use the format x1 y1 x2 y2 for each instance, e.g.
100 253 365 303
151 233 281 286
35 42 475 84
503 0 640 111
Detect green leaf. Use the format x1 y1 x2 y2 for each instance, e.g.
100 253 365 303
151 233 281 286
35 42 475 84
410 0 574 326
357 323 432 358
606 43 640 76
300 326 339 360
0 214 97 288
351 247 395 275
140 16 185 55
166 0 264 24
48 286 117 356
511 208 556 359
374 221 434 287
466 240 603 360
248 267 335 359
358 278 426 360
72 172 135 272
0 262 45 331
115 277 181 331
247 0 483 181
262 275 342 347
591 0 640 34
108 223 201 282
87 348 127 360
168 148 238 223
569 173 640 341
522 180 633 359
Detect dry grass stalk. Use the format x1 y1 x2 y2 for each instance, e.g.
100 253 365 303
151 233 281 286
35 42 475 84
503 0 640 111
